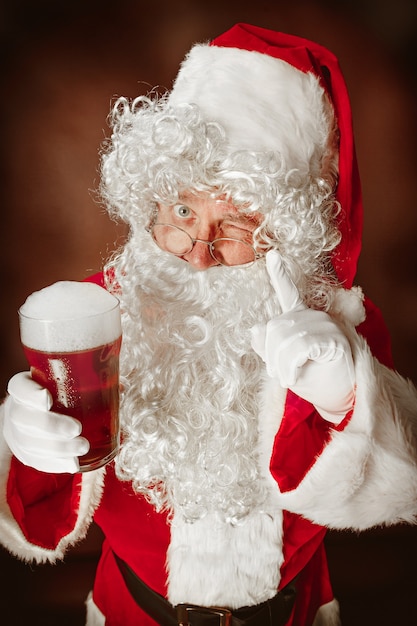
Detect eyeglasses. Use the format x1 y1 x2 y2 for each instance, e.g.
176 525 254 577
147 222 261 267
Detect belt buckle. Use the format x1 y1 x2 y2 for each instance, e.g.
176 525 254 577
177 603 232 626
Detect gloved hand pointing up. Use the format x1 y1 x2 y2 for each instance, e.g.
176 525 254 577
251 250 355 423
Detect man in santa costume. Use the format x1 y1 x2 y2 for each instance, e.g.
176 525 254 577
1 22 417 626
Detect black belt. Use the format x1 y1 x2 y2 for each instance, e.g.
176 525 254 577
113 551 297 626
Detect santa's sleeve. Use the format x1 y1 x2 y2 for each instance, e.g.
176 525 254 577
0 402 105 563
272 291 417 530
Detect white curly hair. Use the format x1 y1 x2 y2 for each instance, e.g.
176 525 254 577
99 88 343 523
101 93 342 305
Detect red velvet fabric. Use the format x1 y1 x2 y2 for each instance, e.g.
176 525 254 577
285 536 334 626
356 296 394 368
7 456 82 550
94 464 170 595
93 464 170 625
271 392 337 493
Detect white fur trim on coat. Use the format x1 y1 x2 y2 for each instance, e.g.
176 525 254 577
167 384 288 609
85 591 105 626
0 403 105 563
167 506 284 609
312 598 341 626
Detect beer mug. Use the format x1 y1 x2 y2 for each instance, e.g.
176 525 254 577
18 281 122 472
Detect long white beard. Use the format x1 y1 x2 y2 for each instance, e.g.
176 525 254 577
112 232 282 523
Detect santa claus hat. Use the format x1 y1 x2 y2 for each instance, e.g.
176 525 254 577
168 23 363 288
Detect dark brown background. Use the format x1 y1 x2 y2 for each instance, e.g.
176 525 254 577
1 1 416 624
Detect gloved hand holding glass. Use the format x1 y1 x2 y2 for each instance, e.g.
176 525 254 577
3 281 122 473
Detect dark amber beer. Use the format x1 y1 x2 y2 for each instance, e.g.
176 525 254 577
19 281 122 472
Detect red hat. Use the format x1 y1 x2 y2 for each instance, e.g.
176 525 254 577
169 23 363 287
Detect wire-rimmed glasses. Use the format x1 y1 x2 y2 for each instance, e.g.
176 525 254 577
147 222 261 267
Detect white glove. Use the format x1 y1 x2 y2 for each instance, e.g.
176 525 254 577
3 372 89 473
251 250 355 423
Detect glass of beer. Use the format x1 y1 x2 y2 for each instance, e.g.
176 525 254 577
18 281 122 472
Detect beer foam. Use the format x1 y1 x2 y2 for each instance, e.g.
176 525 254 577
19 281 121 352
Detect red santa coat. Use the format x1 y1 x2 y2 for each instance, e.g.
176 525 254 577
4 289 411 626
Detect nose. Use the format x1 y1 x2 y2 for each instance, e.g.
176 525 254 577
182 240 219 270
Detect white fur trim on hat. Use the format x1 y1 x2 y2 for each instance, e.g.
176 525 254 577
168 44 333 176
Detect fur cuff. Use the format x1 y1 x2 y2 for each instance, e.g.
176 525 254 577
313 598 341 626
0 403 105 563
85 591 105 626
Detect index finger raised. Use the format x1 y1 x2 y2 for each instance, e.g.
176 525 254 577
266 250 305 313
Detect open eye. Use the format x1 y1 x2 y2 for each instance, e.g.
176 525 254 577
173 204 192 219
